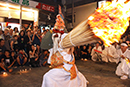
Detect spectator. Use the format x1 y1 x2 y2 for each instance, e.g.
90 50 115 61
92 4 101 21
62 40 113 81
91 42 102 62
0 29 4 39
42 27 45 32
31 29 41 54
9 29 13 38
87 44 92 60
29 45 39 67
18 30 25 50
13 27 19 36
39 50 48 66
74 46 81 60
81 45 88 61
10 35 18 52
16 49 28 66
0 50 15 72
24 30 32 56
21 26 26 32
10 51 17 67
0 39 6 54
3 28 11 51
41 30 47 39
76 46 81 60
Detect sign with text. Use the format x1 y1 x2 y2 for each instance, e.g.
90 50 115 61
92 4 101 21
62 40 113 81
42 4 55 12
4 0 40 9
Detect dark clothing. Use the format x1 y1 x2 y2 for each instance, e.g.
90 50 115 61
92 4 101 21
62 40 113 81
86 49 92 60
81 48 87 59
74 47 81 60
0 54 4 62
24 35 31 56
31 34 41 46
18 36 25 50
3 56 13 66
3 34 11 51
39 53 48 66
0 46 7 53
126 36 130 41
10 38 18 51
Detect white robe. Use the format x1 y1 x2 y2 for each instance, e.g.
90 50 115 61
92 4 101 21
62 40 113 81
107 45 119 64
115 49 130 77
42 48 88 87
91 46 102 62
101 47 108 62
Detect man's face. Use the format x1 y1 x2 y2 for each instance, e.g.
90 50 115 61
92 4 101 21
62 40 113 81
4 30 9 35
42 28 45 31
14 36 18 40
5 51 10 57
96 43 99 47
0 40 5 46
121 46 127 52
9 29 13 34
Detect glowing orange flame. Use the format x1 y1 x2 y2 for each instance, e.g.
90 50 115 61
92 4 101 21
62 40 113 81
88 0 130 46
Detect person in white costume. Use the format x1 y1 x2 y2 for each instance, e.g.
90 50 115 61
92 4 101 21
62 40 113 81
91 42 102 62
115 43 130 80
107 44 120 64
41 33 88 87
101 46 109 62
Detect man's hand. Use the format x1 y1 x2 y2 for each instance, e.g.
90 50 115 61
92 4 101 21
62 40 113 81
35 58 38 61
121 55 125 59
23 55 25 58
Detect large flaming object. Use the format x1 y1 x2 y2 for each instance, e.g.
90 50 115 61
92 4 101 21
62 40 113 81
60 0 130 48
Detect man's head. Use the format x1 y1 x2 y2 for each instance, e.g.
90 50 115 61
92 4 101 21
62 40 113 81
13 35 18 40
4 50 10 57
96 42 100 47
0 39 5 46
9 29 13 35
4 28 9 35
120 43 128 53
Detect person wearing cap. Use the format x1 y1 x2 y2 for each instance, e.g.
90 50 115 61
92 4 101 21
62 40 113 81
115 42 130 80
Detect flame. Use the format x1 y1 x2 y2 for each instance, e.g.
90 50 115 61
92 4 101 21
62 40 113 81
88 0 130 46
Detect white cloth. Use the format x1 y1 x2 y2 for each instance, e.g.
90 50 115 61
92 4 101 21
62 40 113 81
91 46 102 61
115 49 130 77
107 45 120 64
101 47 108 62
42 48 88 87
47 48 53 64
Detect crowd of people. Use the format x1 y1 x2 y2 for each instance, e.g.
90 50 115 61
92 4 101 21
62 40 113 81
0 26 130 80
0 26 49 72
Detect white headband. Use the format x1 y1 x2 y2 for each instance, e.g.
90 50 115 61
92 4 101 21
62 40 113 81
121 43 128 47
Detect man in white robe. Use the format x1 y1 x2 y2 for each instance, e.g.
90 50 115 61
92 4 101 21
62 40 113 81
91 42 102 62
107 45 120 64
115 43 130 80
42 33 88 87
101 46 109 62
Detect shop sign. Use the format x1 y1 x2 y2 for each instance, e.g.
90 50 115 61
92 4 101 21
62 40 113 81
42 4 55 12
4 0 40 9
4 0 55 12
